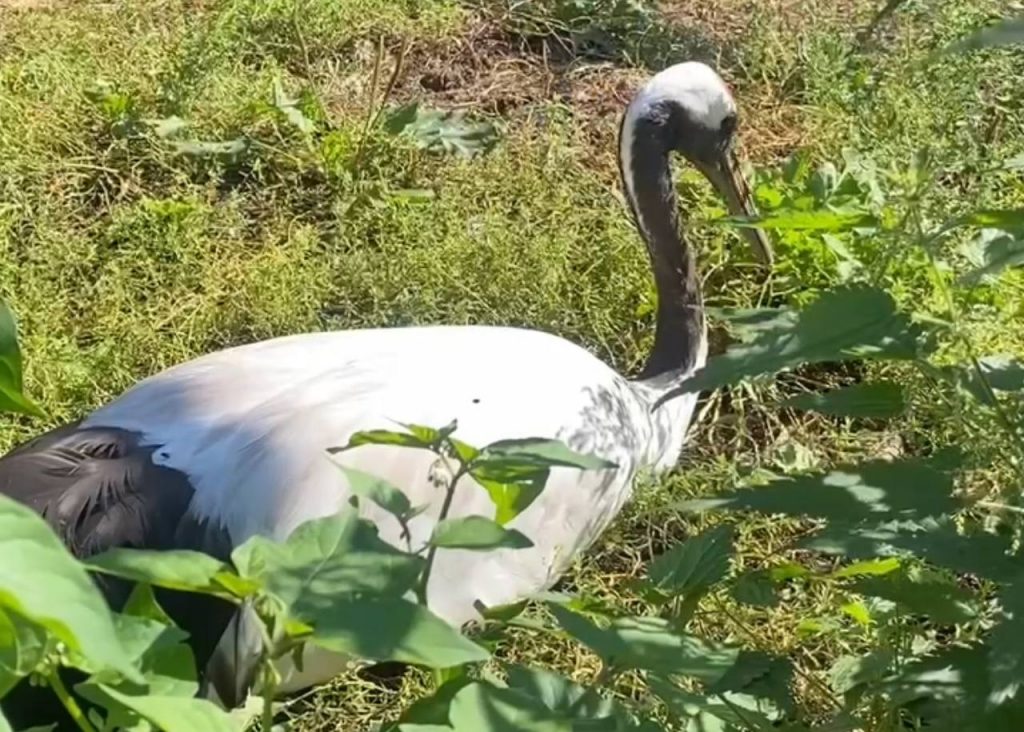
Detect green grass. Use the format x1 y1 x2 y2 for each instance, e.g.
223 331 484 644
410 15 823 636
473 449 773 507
2 0 1023 729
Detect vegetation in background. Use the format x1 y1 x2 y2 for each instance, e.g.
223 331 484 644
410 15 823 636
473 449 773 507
1 0 1024 731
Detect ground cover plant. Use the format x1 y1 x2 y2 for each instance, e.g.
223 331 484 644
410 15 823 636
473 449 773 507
1 0 1023 730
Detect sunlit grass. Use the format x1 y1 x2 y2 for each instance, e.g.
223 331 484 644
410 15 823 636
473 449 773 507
1 0 1022 729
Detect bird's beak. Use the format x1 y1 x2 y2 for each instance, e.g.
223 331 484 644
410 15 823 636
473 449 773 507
698 151 773 270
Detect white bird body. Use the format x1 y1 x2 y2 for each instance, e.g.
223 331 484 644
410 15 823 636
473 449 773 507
0 61 771 722
82 324 703 692
85 325 702 617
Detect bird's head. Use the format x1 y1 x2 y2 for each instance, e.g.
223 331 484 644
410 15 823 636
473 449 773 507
620 61 773 268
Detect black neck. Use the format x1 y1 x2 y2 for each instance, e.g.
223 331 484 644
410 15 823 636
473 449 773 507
619 114 705 382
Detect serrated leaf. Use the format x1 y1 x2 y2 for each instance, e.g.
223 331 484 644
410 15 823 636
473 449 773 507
679 458 957 523
977 355 1024 391
479 438 618 471
338 465 413 520
505 665 626 726
0 302 44 417
986 576 1024 705
307 597 489 668
802 516 1021 582
430 516 533 550
0 495 140 681
782 381 906 419
722 209 877 231
708 650 795 714
398 108 498 159
829 649 893 695
383 102 420 135
649 676 776 731
231 509 422 624
707 306 799 343
86 549 252 601
731 571 778 607
853 566 978 624
659 286 924 402
959 229 1024 285
548 606 738 681
647 525 733 597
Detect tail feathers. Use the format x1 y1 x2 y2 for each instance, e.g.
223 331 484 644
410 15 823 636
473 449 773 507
0 423 242 719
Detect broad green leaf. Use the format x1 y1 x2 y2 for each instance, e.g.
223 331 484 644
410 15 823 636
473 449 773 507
840 601 872 626
338 465 413 520
659 286 923 401
396 676 475 727
947 17 1024 53
831 557 901 578
383 102 421 135
879 644 994 728
679 458 957 523
332 427 434 453
730 570 778 607
647 525 733 597
403 420 459 446
987 577 1024 704
479 439 618 471
978 355 1024 391
0 495 140 680
430 516 533 550
232 510 423 623
802 517 1021 583
934 354 1024 406
448 681 570 731
110 612 188 668
782 381 906 419
469 463 548 526
505 665 625 726
959 229 1024 285
548 606 738 681
721 209 877 231
121 583 175 626
0 302 43 417
955 209 1024 229
307 597 489 668
829 649 893 695
86 549 252 601
707 306 799 343
649 676 775 731
708 650 795 716
0 608 46 696
171 138 247 159
853 566 978 624
397 108 498 159
87 684 238 732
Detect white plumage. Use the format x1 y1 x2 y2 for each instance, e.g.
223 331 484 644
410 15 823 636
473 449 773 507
0 61 771 709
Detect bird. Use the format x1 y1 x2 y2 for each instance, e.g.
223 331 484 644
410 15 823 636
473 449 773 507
0 60 771 725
